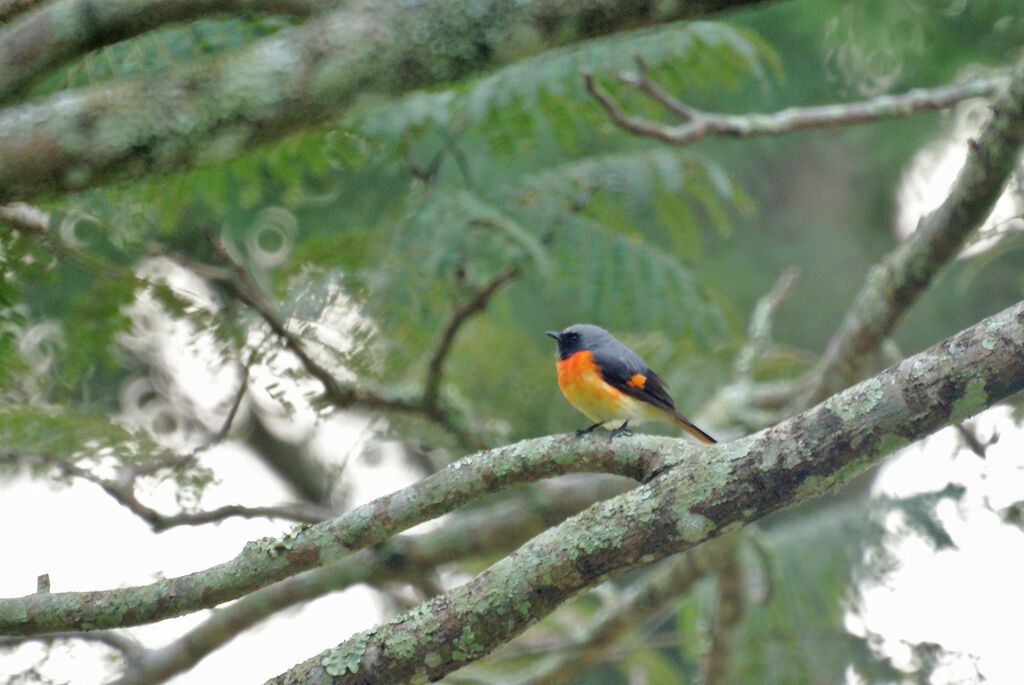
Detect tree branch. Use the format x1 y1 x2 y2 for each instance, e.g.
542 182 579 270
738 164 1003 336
0 628 144 661
267 298 1024 684
0 0 772 203
5 365 332 531
584 57 1006 145
199 232 491 445
113 476 628 685
804 55 1024 403
0 201 49 234
0 0 42 23
703 534 744 685
0 0 341 103
0 433 674 635
422 265 520 410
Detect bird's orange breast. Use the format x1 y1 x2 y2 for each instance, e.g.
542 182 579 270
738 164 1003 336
556 350 631 422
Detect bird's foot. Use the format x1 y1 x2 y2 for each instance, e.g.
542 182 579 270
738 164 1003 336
575 422 603 436
609 421 633 439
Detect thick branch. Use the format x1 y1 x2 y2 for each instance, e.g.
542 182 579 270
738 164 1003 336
0 0 42 23
0 0 771 203
268 299 1024 684
114 476 629 685
0 434 674 635
0 0 334 103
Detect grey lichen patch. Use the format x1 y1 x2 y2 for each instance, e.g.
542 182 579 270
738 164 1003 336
333 506 374 547
266 522 314 557
451 626 484 662
985 317 1007 337
322 629 371 675
570 517 626 559
384 627 419 660
910 356 938 381
672 507 714 543
424 651 442 669
982 337 998 351
951 377 989 423
195 125 253 166
830 377 884 422
514 598 531 617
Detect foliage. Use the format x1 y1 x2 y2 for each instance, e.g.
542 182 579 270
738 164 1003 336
0 404 174 469
3 1 1024 683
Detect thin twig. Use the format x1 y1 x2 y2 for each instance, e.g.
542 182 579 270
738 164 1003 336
0 201 122 278
129 362 250 479
734 267 801 381
423 266 520 409
8 450 329 531
584 65 1006 146
955 422 998 458
200 229 500 447
0 629 144 661
1 360 332 531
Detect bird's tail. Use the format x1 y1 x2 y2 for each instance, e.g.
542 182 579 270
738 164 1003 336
668 411 717 445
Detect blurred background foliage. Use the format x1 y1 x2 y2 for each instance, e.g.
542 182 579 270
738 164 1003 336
2 0 1024 682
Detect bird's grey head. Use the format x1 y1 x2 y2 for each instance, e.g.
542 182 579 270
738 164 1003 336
545 324 616 360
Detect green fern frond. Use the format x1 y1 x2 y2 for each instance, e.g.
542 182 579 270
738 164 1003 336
503 148 750 253
547 214 730 346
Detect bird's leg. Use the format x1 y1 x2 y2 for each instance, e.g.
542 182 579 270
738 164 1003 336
575 421 604 436
609 421 633 439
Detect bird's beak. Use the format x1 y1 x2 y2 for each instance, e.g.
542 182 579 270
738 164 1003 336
545 330 560 341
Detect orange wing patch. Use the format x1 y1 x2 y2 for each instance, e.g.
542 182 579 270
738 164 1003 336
625 373 646 389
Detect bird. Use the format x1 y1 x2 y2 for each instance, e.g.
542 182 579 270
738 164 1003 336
545 324 716 444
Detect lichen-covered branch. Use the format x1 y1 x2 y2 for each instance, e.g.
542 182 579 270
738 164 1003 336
0 432 677 635
0 0 335 103
113 477 628 685
0 0 770 203
267 299 1024 684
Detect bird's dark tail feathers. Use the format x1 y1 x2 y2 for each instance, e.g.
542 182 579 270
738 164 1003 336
668 411 717 445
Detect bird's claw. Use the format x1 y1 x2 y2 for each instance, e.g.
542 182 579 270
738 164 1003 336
609 421 632 439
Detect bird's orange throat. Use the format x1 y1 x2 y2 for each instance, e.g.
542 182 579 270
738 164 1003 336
556 350 599 389
556 350 632 423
